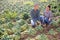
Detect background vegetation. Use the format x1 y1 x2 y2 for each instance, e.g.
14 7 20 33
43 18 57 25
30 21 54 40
0 0 60 40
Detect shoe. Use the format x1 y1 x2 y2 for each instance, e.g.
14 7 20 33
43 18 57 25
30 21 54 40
32 25 36 28
37 22 40 25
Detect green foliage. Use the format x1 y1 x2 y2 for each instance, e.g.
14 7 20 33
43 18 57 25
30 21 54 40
56 27 60 32
25 37 30 40
0 32 3 37
14 35 20 40
36 34 48 40
51 19 60 27
48 29 57 35
35 25 43 31
1 35 12 40
23 1 34 5
22 13 30 20
6 29 14 35
11 22 21 33
8 22 14 29
27 18 31 24
2 23 9 29
58 19 60 24
19 19 26 26
12 27 21 34
0 0 60 40
1 34 20 40
0 28 4 38
0 17 6 24
53 6 57 9
53 12 60 17
28 27 36 35
0 20 4 25
51 20 58 28
4 10 17 20
21 24 28 32
15 17 20 20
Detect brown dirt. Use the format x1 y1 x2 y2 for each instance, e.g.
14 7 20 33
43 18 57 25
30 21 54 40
47 35 56 40
20 25 60 40
55 33 60 39
20 30 41 40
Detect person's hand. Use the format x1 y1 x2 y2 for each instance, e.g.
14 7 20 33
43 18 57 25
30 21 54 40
37 21 40 25
49 18 51 21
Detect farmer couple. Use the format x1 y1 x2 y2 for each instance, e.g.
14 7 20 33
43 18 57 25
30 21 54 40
30 4 53 28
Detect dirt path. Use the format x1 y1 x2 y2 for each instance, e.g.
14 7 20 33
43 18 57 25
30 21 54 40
20 25 52 40
20 21 60 40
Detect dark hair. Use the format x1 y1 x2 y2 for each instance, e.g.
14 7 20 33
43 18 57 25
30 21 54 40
47 5 51 10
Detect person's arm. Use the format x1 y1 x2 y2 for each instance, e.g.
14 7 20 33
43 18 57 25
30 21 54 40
37 10 40 21
30 10 34 19
37 10 41 24
43 11 46 18
49 11 53 20
37 10 40 18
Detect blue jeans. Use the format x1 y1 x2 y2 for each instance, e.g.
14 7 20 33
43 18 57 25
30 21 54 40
44 18 52 24
31 16 52 26
40 16 45 24
31 17 40 26
40 16 52 25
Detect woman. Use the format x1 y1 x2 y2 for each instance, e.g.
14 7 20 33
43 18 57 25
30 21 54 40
43 5 53 25
40 5 53 27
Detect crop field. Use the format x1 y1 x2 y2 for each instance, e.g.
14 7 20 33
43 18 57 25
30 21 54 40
0 0 60 40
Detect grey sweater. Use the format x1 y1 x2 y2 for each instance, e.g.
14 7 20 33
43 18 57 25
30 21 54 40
44 10 53 19
30 9 40 19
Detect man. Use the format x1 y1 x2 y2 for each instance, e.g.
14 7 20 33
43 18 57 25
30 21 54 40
30 4 40 28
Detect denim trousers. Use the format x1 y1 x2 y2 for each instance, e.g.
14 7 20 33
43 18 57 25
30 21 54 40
31 16 52 26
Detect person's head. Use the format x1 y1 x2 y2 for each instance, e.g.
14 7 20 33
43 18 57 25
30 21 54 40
46 5 51 11
34 4 39 10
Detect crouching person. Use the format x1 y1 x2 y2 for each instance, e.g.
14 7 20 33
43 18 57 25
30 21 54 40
30 4 40 28
43 5 53 26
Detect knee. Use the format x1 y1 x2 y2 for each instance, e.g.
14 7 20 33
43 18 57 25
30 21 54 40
31 20 35 25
